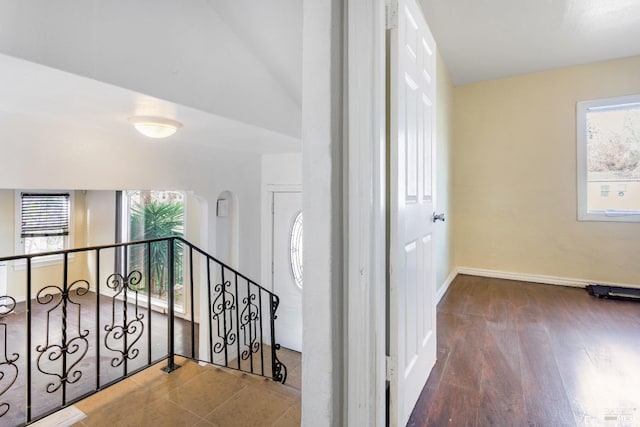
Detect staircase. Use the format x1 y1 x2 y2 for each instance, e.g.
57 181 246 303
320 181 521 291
0 237 287 426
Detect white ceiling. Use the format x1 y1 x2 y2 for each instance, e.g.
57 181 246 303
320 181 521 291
0 54 300 154
208 0 302 107
0 1 302 153
421 0 640 85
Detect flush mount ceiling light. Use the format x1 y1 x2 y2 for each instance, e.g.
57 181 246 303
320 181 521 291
128 116 182 139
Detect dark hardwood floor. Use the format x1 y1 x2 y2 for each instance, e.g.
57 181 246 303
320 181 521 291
408 274 640 427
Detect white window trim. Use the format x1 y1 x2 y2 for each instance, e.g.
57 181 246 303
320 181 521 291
120 190 188 314
577 94 640 222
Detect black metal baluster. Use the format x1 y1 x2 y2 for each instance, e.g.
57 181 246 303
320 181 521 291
62 252 68 405
123 246 128 376
246 279 254 373
221 266 228 367
207 259 213 363
189 246 195 359
95 249 101 390
26 258 32 423
146 242 151 366
269 294 277 380
258 289 264 377
162 239 179 372
235 273 241 370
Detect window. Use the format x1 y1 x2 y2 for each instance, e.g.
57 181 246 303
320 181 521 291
121 190 185 307
289 211 303 289
18 192 71 254
577 94 640 222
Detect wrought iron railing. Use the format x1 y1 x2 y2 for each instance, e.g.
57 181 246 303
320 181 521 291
0 237 286 426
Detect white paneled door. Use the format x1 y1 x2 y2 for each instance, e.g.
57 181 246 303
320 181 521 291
272 191 303 352
388 0 437 425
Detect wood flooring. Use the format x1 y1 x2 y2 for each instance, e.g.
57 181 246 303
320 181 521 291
408 275 640 427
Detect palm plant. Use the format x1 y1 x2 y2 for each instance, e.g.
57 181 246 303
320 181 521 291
129 199 184 298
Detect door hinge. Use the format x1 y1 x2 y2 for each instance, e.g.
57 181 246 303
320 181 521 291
386 355 396 380
385 0 398 30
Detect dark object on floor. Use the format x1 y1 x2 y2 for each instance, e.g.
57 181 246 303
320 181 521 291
586 284 640 302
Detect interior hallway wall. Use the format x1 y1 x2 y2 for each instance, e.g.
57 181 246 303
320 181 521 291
434 51 455 295
453 55 640 285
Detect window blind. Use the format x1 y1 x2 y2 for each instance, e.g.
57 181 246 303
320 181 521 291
20 193 70 237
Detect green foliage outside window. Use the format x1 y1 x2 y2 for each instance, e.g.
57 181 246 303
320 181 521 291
128 192 184 299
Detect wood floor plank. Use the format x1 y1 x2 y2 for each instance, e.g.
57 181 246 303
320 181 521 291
518 321 577 427
477 325 527 427
409 276 640 427
423 383 479 427
439 314 487 391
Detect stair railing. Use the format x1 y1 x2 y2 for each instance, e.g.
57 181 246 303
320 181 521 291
0 237 287 427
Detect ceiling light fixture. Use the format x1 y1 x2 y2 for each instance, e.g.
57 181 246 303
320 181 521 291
129 116 182 139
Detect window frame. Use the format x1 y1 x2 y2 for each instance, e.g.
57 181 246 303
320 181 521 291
119 190 188 313
289 210 303 289
14 190 75 264
577 94 640 222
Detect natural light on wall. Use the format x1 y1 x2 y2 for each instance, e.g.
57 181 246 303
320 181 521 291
577 94 640 222
129 116 182 139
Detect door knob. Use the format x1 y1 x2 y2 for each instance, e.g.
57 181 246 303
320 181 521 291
432 212 445 223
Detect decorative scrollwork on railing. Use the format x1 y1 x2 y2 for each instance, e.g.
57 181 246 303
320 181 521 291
212 280 236 354
104 271 145 367
240 293 260 360
272 344 288 384
36 280 90 393
269 294 287 384
0 296 18 418
271 294 280 320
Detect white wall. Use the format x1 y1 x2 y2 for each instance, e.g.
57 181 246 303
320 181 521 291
85 191 117 247
0 114 264 282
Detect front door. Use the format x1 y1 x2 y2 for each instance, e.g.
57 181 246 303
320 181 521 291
272 191 303 352
388 0 437 424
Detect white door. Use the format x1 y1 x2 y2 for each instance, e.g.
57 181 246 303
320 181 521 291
272 191 303 352
388 0 437 425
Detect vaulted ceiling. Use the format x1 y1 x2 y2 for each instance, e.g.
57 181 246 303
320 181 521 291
0 0 302 154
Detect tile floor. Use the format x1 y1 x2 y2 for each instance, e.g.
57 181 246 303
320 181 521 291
71 349 301 427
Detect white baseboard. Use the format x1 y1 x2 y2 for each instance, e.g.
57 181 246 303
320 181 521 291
30 405 86 427
436 270 458 303
456 266 640 290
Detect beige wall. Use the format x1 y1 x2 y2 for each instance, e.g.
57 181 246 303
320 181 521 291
0 189 89 299
435 52 455 293
0 189 207 301
453 55 640 285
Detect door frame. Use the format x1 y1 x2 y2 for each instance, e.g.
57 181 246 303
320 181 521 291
345 0 387 426
266 185 302 294
301 0 388 424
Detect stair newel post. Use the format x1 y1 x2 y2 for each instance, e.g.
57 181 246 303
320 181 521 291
269 293 287 384
162 237 180 373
